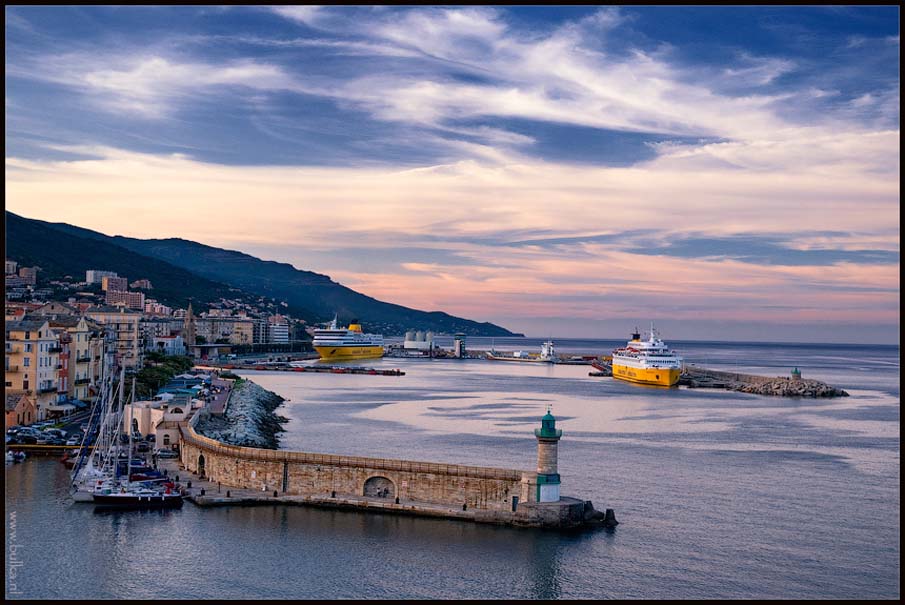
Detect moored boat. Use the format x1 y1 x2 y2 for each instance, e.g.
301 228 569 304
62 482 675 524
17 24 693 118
312 316 384 361
485 340 556 363
611 325 682 387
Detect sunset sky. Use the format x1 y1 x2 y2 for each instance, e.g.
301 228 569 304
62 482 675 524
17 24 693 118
5 6 900 343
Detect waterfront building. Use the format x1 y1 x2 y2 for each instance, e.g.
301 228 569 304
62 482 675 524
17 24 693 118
130 279 153 289
5 259 18 275
85 306 142 369
44 316 106 401
267 315 290 344
85 269 117 285
5 392 36 428
101 275 129 292
4 319 59 420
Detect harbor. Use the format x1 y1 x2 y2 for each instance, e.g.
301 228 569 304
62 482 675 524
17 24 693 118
5 338 899 599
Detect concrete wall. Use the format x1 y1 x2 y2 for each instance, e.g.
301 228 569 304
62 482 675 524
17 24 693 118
179 424 536 511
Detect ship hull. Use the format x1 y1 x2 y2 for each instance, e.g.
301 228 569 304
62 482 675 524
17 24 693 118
612 363 681 386
314 345 385 361
92 493 183 508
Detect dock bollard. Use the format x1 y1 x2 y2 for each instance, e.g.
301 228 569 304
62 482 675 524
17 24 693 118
331 490 336 498
273 490 278 498
395 497 399 504
226 490 231 498
462 503 467 511
200 488 205 496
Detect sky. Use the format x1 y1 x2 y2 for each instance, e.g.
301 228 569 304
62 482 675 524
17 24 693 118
5 5 900 344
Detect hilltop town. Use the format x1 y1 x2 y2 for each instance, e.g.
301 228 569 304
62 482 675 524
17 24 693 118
5 259 311 425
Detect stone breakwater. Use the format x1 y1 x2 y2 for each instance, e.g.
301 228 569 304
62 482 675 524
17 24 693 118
681 367 849 398
195 380 288 448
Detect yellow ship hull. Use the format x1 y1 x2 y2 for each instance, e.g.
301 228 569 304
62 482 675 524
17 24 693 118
612 364 681 387
314 345 385 361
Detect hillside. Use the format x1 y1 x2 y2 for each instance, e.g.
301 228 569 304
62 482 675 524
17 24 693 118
5 211 276 313
6 212 520 336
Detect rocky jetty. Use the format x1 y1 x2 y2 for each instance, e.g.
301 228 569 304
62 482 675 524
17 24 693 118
681 367 848 398
195 380 288 448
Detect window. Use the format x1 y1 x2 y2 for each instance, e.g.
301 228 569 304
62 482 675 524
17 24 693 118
23 358 30 367
24 331 30 340
24 343 32 353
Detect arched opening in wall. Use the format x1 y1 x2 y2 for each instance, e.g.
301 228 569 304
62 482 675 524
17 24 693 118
131 418 139 433
363 476 395 499
198 454 206 477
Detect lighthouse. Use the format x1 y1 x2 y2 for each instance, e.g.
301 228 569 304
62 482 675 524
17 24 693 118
534 407 563 502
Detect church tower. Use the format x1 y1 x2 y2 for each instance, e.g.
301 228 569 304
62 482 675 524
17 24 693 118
184 302 196 352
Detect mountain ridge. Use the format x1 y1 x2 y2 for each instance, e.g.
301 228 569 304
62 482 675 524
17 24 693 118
5 211 520 336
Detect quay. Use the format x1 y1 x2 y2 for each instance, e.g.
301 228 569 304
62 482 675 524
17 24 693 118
174 403 616 530
207 363 405 376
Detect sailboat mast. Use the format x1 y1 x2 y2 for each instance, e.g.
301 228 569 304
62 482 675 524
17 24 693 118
126 377 136 486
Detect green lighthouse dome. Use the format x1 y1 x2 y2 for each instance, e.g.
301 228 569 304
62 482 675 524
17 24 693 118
535 410 563 439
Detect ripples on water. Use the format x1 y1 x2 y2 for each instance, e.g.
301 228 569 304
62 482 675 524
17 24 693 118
5 341 900 599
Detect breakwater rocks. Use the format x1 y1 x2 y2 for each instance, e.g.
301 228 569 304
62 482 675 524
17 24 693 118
196 380 288 448
681 367 848 398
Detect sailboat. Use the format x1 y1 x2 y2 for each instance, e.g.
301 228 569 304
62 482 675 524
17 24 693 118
90 377 182 508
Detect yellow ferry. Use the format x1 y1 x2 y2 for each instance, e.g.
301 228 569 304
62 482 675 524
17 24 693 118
611 324 682 387
312 317 384 361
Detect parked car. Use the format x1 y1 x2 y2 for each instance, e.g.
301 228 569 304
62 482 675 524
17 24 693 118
155 449 178 459
147 434 156 442
65 436 81 446
136 442 150 453
17 435 37 444
49 438 66 446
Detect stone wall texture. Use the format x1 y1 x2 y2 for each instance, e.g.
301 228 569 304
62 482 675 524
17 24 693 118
180 424 538 510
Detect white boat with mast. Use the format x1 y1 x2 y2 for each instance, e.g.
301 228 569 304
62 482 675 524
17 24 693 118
91 377 182 508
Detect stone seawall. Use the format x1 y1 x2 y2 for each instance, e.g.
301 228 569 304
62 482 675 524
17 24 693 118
178 423 613 529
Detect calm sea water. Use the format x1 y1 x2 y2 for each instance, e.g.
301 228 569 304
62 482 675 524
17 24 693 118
6 340 900 599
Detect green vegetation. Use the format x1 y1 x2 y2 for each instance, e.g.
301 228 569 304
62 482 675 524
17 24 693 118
135 353 194 398
219 371 241 380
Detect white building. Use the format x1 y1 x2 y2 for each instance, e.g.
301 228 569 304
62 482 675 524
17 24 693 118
86 270 118 285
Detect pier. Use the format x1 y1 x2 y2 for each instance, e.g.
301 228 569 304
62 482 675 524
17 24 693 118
208 363 405 376
679 366 849 397
170 407 616 530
